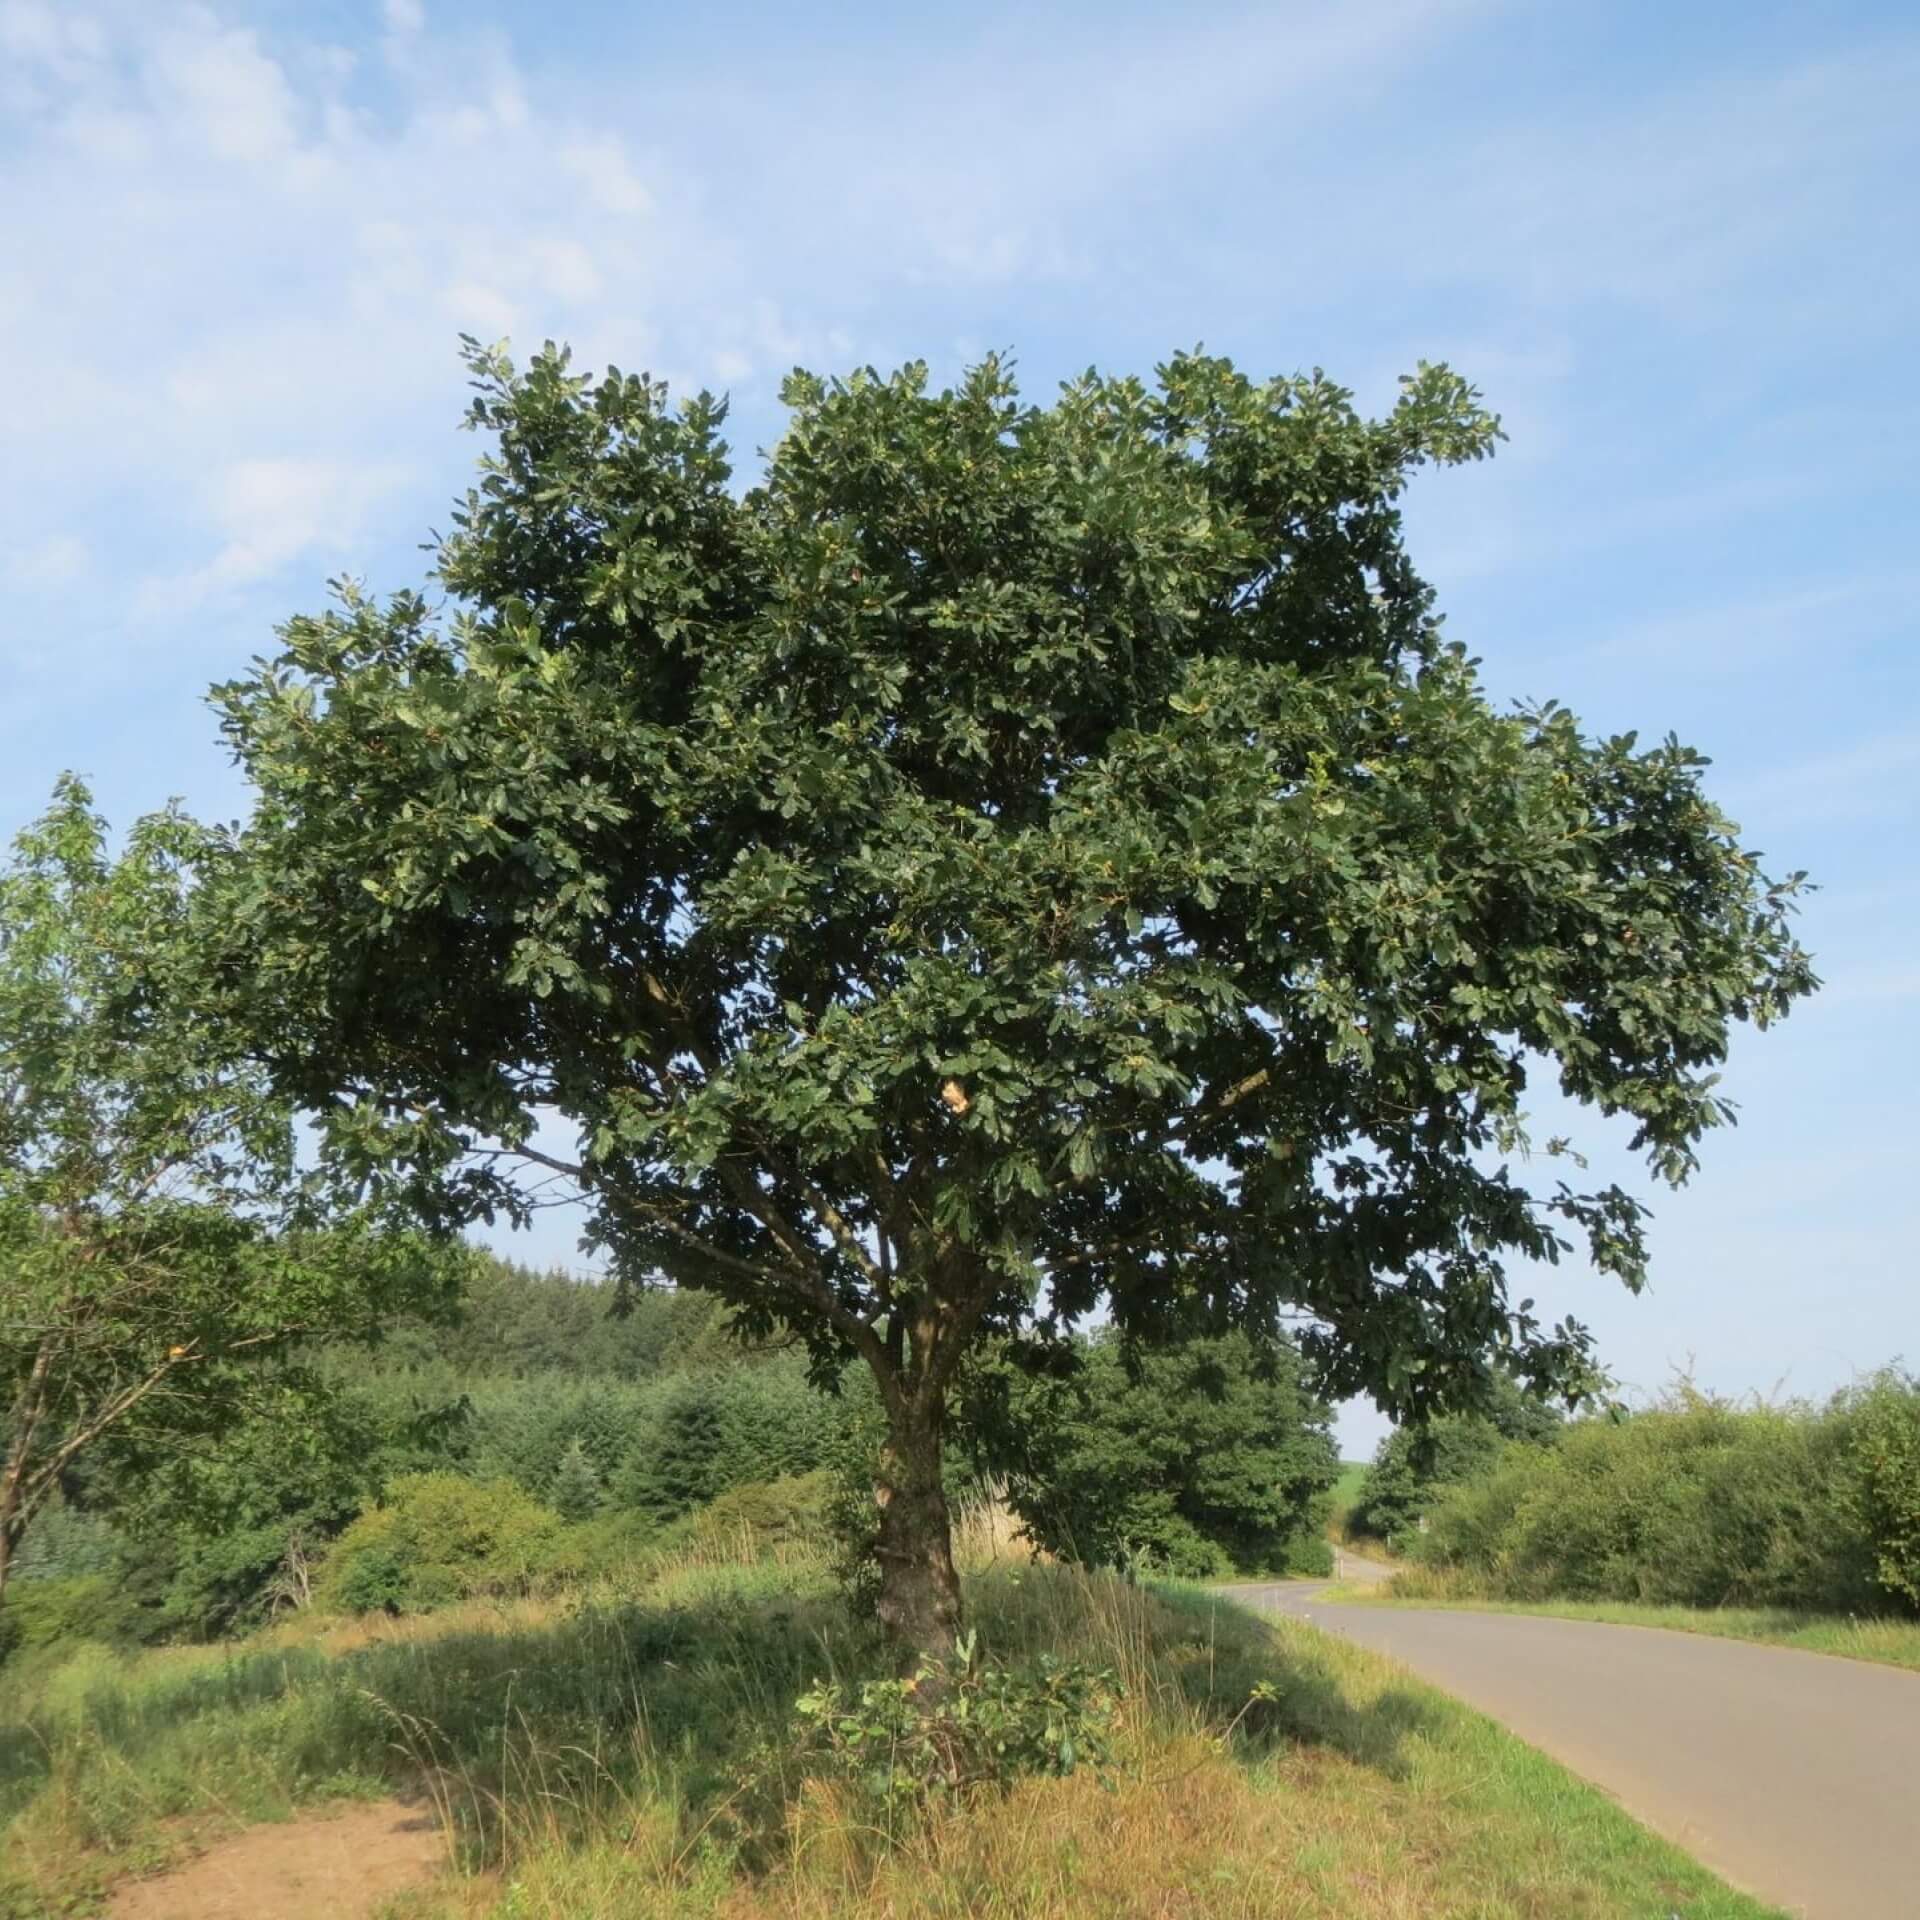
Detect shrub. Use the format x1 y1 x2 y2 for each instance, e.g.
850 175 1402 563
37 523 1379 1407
1410 1382 1903 1615
614 1365 839 1525
548 1437 606 1522
1284 1533 1336 1577
317 1473 569 1614
1350 1372 1565 1544
1413 1448 1541 1582
7 1501 120 1584
1847 1371 1920 1611
0 1575 145 1661
563 1507 661 1582
1351 1416 1508 1544
775 1630 1120 1828
690 1473 832 1556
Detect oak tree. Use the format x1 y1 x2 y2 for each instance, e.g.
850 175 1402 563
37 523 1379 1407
212 345 1814 1652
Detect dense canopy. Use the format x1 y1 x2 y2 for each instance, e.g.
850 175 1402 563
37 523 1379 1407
211 344 1814 1645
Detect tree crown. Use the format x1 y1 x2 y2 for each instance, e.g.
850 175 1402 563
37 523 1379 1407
212 343 1815 1423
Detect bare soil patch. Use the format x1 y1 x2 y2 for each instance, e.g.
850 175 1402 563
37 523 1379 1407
107 1798 447 1920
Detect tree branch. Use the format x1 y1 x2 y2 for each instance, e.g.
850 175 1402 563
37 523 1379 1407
499 1138 899 1397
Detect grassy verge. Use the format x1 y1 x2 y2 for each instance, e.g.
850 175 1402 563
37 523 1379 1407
1333 1566 1920 1673
1 1557 1784 1919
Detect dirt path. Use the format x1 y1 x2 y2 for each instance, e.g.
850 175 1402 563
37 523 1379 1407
1232 1575 1920 1920
108 1798 449 1920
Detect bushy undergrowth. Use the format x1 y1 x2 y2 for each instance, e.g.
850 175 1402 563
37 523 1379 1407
5 1264 844 1644
750 1628 1120 1845
1847 1373 1920 1607
1406 1373 1920 1615
0 1551 1779 1920
0 1576 145 1665
12 1259 1341 1647
318 1472 581 1613
312 1469 834 1619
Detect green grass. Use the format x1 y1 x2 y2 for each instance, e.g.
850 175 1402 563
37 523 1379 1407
1328 1460 1368 1512
1326 1459 1370 1542
1339 1566 1920 1673
0 1556 1786 1919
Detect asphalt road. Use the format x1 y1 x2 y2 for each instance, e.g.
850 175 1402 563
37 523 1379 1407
1231 1567 1920 1920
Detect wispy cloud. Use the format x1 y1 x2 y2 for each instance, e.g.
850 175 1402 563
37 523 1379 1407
1559 576 1918 677
4 533 88 591
1721 729 1920 829
0 0 1508 690
1822 964 1920 1008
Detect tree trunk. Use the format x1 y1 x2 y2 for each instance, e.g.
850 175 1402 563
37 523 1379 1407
0 1343 51 1609
872 1397 962 1661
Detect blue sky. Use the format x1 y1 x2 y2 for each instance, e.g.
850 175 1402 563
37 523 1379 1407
2 0 1914 1452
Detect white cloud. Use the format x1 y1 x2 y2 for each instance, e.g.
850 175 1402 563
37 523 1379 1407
532 239 602 305
560 135 652 218
6 532 87 590
137 456 414 615
146 14 299 165
1 0 1912 715
1 1 105 70
0 1 771 677
442 280 519 339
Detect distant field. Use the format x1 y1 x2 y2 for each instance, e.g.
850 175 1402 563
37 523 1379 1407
1326 1460 1370 1539
0 1557 1781 1919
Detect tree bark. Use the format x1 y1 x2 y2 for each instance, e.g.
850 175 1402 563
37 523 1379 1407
0 1340 54 1607
872 1395 962 1661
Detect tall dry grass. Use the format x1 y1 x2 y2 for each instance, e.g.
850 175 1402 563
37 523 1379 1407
2 1538 1779 1920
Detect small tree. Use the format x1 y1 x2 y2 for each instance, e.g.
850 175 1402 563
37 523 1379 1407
0 781 458 1601
548 1435 606 1522
1352 1371 1565 1542
965 1331 1340 1576
212 344 1814 1654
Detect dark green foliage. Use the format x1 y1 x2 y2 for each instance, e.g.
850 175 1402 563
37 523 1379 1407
966 1331 1339 1577
1352 1421 1507 1545
612 1364 837 1524
1410 1380 1920 1616
5 1503 118 1584
1351 1374 1565 1544
382 1259 741 1380
121 1375 428 1637
5 1263 848 1650
452 1372 650 1498
618 1379 732 1521
212 341 1814 1646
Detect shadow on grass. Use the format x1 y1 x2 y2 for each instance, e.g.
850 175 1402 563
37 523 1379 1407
0 1571 876 1874
2 1560 1441 1895
1142 1578 1443 1780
